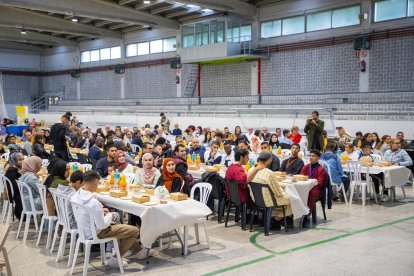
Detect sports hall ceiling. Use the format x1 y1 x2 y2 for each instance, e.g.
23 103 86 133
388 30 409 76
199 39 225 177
0 0 289 48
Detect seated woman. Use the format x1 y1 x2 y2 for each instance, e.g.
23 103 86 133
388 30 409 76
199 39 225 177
134 153 160 187
44 159 70 189
44 129 52 144
289 125 302 144
32 134 51 159
156 158 183 193
18 156 43 212
341 143 359 161
269 134 280 150
4 152 25 220
114 150 134 173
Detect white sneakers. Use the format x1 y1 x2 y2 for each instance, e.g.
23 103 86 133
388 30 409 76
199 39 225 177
135 248 155 260
107 256 128 268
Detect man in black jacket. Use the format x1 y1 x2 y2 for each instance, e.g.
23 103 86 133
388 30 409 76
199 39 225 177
50 114 70 161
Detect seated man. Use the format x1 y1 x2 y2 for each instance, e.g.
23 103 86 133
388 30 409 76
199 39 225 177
204 141 222 165
23 130 33 155
155 137 172 158
300 150 327 222
260 142 280 171
189 138 206 163
88 137 104 162
279 129 293 147
225 149 264 204
221 140 235 167
71 171 153 267
137 142 154 168
237 140 257 162
321 142 350 195
373 138 413 200
95 143 116 178
280 143 304 175
173 144 194 193
358 144 374 161
341 143 359 161
248 151 294 230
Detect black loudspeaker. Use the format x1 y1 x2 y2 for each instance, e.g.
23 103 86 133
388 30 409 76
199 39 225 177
114 64 125 74
70 69 80 78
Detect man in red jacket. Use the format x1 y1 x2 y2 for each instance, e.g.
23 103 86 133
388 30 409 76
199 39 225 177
300 150 326 213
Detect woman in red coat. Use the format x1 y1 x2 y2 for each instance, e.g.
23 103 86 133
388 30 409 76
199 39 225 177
289 125 302 144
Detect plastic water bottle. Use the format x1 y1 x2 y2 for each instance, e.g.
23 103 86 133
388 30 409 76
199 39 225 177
336 149 342 156
305 151 310 163
114 169 120 189
273 145 277 152
249 160 254 167
191 153 196 165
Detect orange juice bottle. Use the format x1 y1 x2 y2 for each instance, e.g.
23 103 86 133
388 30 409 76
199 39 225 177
196 154 201 165
183 140 188 147
69 165 73 176
138 148 143 157
17 136 21 143
277 146 282 155
186 154 192 164
119 175 127 191
244 161 251 172
219 143 223 150
109 172 114 188
357 140 362 149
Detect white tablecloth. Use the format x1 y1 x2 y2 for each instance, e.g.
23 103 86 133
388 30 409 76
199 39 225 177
343 165 412 188
95 194 211 248
188 169 226 179
279 179 317 218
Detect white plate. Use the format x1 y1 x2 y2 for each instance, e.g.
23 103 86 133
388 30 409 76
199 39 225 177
143 202 157 206
121 196 132 200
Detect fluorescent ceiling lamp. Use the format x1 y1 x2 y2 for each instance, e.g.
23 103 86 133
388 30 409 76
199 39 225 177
71 17 78 22
21 29 27 35
201 8 213 13
143 0 151 4
186 4 200 9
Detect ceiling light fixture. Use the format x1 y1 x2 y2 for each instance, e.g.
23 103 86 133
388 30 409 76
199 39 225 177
21 29 27 35
71 17 78 22
143 0 151 4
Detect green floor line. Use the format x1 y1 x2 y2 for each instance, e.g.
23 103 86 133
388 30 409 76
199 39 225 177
202 215 414 276
313 227 351 234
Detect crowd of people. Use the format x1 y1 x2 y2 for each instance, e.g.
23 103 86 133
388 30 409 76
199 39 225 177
2 110 414 265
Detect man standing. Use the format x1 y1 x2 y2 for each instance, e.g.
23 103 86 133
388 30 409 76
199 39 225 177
95 143 117 177
160 113 170 133
50 114 71 161
304 111 324 151
189 138 206 163
280 143 304 175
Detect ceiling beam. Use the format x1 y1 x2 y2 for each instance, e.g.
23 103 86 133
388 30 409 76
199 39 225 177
0 26 78 46
151 3 185 14
94 20 112 27
118 0 136 5
135 0 163 10
166 7 201 19
108 23 132 30
0 6 122 39
173 0 256 16
0 0 179 29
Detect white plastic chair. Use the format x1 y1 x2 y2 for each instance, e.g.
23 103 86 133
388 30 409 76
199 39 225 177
319 160 348 204
42 159 50 167
56 193 78 266
49 188 65 253
189 182 212 248
70 201 124 276
371 154 382 163
36 184 58 249
348 161 377 206
16 180 43 242
81 164 93 172
0 153 9 161
1 176 14 225
125 172 136 185
281 149 291 160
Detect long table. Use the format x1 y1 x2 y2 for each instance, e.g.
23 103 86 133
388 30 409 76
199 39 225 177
188 169 226 179
95 193 211 252
342 165 412 188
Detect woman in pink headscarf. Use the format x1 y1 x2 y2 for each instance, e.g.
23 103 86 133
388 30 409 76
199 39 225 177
133 153 160 188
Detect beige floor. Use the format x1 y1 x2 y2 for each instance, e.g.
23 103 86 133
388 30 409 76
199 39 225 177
3 185 414 276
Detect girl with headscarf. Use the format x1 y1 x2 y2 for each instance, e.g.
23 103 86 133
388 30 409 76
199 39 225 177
250 135 261 155
18 156 43 212
44 159 69 189
134 153 160 187
4 152 24 220
269 134 280 149
156 158 182 193
114 150 134 173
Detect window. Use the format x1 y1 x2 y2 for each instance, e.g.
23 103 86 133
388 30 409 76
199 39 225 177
150 40 162 54
307 11 331 32
210 20 225 44
138 42 149 55
195 22 209 45
126 44 137 57
332 6 360 28
240 25 252 42
90 50 100 62
282 16 305 35
81 51 90 63
182 25 195 48
111 46 121 59
163 37 176 52
410 0 414 16
375 0 407 22
261 20 281 38
100 48 110 60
